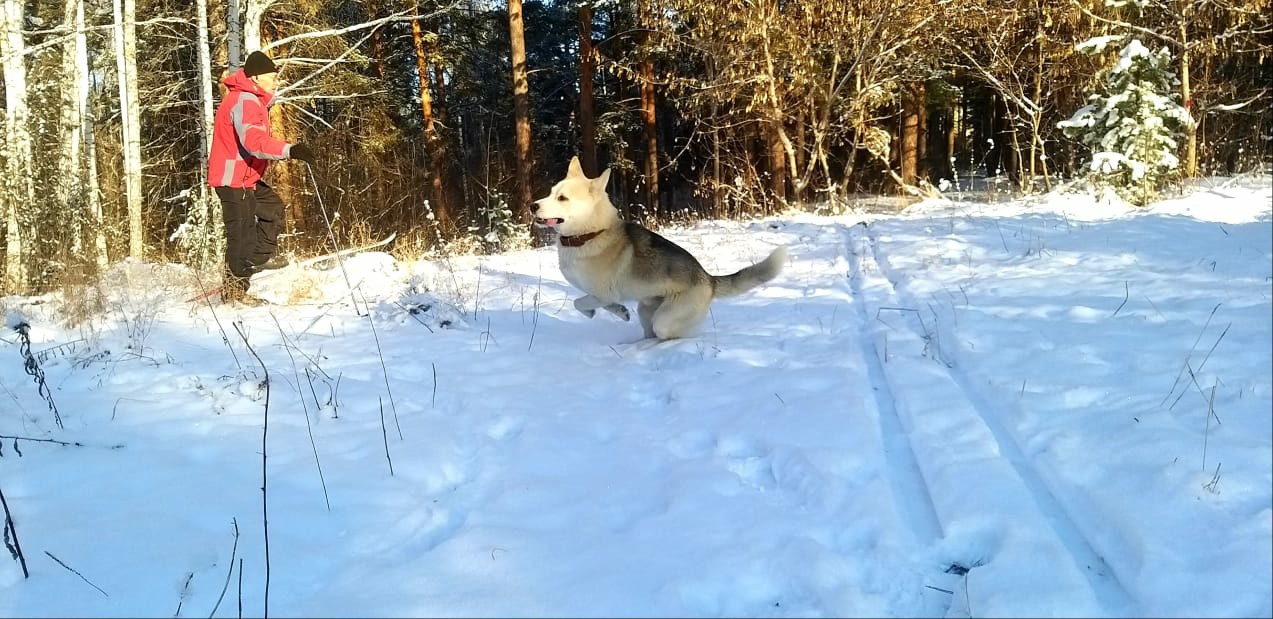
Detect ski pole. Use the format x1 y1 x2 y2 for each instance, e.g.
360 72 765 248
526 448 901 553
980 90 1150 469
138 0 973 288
304 163 364 315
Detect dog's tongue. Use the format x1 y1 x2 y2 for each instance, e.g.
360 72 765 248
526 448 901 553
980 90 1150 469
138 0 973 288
543 218 561 226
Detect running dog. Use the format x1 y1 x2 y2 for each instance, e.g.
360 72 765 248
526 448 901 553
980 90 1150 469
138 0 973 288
531 157 786 340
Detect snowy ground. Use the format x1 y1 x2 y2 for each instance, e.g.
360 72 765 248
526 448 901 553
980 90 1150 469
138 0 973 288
1 177 1270 618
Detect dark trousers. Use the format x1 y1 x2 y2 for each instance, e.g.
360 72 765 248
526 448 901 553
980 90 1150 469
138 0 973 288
215 183 284 288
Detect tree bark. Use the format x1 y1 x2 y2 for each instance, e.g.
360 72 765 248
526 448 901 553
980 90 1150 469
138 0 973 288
508 0 535 232
577 2 598 177
638 3 659 217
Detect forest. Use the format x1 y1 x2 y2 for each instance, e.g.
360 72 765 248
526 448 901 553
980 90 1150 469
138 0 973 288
0 0 1269 295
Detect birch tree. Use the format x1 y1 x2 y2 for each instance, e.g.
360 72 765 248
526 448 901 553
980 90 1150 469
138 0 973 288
175 0 223 270
113 0 144 258
59 0 107 270
76 0 108 269
1 0 32 290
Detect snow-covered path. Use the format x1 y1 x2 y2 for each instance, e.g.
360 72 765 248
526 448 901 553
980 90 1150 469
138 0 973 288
1 181 1269 618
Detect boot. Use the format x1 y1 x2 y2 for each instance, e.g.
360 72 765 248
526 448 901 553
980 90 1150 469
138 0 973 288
254 254 290 273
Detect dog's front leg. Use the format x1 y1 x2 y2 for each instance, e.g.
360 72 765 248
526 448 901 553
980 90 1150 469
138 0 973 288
573 295 630 321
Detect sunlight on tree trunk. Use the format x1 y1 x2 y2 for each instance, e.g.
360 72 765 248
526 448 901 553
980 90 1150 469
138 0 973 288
508 0 534 237
113 0 144 258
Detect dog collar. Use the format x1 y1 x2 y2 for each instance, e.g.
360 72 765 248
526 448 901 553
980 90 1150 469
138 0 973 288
558 230 603 247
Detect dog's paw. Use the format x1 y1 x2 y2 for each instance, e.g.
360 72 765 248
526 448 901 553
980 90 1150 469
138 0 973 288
604 304 631 322
572 296 598 318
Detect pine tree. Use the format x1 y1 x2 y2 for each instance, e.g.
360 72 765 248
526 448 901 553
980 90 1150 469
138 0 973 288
1058 37 1193 205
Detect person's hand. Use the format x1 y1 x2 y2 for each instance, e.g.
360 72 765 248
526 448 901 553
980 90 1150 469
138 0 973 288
290 143 316 165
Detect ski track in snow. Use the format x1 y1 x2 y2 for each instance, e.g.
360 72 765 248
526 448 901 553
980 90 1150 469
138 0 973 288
845 220 1138 617
840 225 946 551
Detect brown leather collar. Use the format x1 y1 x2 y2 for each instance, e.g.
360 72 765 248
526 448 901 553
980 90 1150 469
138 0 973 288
558 230 603 247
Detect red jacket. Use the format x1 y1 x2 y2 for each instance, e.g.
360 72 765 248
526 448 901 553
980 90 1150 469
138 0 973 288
208 69 293 188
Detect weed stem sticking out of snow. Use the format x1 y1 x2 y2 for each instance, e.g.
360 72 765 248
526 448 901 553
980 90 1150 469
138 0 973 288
232 323 271 618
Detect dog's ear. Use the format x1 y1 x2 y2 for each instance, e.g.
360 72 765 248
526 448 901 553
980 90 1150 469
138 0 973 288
567 156 585 178
593 167 611 191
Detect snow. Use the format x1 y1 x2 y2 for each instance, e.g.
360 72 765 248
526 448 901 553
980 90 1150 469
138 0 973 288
1 177 1270 618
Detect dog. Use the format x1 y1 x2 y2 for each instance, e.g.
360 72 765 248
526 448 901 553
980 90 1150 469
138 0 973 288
531 157 787 340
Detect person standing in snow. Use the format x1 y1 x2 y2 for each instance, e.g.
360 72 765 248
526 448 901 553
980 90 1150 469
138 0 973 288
208 50 316 304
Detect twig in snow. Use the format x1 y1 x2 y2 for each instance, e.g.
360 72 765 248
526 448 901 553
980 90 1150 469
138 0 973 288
44 551 107 597
379 397 395 476
527 290 541 352
174 571 194 617
1170 322 1231 411
1 484 29 578
208 518 240 619
358 290 403 441
1112 281 1129 317
1161 303 1222 407
237 558 244 619
1202 380 1219 471
232 323 270 618
431 362 438 408
270 316 331 511
1202 462 1222 494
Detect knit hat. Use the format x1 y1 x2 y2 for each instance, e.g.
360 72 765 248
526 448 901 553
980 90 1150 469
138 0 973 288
243 51 277 77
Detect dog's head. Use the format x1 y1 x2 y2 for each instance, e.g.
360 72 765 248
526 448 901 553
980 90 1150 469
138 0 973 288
531 157 617 237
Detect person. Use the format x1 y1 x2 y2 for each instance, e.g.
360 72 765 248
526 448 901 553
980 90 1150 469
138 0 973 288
207 50 316 304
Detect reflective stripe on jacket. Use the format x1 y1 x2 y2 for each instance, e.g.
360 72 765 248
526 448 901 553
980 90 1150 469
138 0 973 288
208 69 292 188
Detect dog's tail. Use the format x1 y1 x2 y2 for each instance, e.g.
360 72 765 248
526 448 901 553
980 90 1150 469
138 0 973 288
712 246 787 298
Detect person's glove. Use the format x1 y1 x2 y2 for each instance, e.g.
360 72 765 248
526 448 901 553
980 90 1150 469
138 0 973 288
290 143 316 165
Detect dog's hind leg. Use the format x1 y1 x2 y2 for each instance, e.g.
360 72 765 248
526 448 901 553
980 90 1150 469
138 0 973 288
650 287 711 340
638 298 660 339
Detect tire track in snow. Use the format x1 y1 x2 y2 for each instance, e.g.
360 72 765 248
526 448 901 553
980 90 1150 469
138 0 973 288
854 221 1137 616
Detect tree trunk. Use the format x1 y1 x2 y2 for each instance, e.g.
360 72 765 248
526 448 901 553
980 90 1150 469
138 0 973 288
244 0 277 53
413 7 450 230
368 0 384 78
1179 20 1197 177
77 0 107 269
901 84 922 185
113 0 144 258
59 0 86 255
636 51 656 215
192 0 221 269
636 0 656 216
508 0 535 234
228 0 240 70
767 124 787 204
577 2 598 177
1 0 32 290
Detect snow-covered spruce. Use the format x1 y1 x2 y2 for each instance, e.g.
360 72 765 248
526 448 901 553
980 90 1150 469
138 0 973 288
1059 37 1194 205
